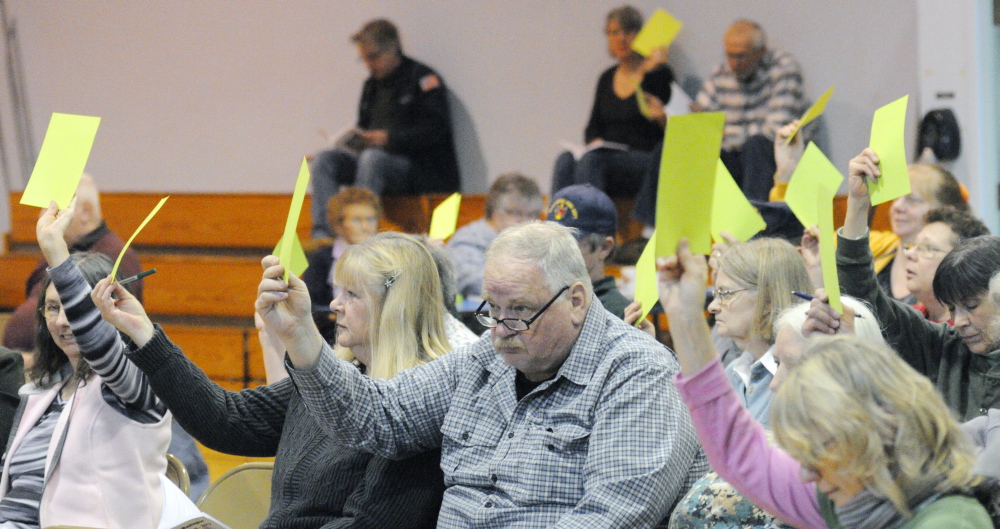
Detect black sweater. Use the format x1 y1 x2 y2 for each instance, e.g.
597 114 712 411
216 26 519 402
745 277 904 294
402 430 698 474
128 327 445 528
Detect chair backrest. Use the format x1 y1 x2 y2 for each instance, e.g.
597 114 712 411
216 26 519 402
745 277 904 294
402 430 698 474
165 452 191 496
196 462 274 529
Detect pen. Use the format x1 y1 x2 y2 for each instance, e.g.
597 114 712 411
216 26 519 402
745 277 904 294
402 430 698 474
791 291 864 318
120 268 157 286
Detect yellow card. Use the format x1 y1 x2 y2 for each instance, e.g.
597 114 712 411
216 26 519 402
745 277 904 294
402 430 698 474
20 113 101 208
784 143 843 229
634 232 658 326
110 196 169 282
816 194 842 313
273 234 309 278
428 192 462 240
868 95 910 205
280 158 312 281
711 160 766 242
631 9 683 57
785 86 834 145
636 86 652 119
655 112 726 257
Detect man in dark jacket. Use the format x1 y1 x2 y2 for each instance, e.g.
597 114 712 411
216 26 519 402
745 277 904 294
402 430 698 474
310 19 460 238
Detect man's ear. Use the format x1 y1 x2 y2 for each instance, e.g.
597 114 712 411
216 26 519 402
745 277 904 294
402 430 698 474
77 200 95 223
597 236 616 260
568 281 588 325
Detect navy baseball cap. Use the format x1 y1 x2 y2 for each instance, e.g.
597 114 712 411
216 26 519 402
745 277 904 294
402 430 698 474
546 184 617 237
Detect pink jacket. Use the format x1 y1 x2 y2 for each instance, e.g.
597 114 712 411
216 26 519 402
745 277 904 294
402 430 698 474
1 375 171 529
675 359 826 529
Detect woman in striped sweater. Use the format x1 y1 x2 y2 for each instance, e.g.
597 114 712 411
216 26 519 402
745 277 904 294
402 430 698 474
0 198 182 529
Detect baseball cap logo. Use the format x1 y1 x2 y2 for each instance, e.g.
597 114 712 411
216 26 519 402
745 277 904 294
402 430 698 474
548 199 578 221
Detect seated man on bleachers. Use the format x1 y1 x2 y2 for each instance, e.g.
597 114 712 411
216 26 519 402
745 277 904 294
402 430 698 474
310 18 460 239
2 173 142 354
446 173 543 307
546 184 630 319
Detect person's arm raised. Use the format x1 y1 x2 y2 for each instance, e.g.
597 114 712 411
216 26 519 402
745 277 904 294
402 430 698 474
843 148 881 240
656 239 716 376
36 198 75 268
255 255 324 369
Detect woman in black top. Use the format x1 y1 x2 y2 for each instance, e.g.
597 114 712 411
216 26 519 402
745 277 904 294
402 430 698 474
552 5 673 201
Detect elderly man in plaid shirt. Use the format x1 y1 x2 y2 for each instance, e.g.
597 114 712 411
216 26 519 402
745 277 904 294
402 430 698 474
257 221 707 528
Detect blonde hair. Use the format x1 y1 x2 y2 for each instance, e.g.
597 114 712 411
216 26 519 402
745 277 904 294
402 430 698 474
333 232 450 379
719 238 812 343
772 335 978 515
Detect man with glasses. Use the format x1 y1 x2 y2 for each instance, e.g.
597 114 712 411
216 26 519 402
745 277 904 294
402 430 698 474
447 173 544 307
309 18 459 239
259 221 707 527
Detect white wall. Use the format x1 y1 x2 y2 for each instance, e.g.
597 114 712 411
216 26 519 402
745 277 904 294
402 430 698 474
916 0 1000 231
0 1 924 235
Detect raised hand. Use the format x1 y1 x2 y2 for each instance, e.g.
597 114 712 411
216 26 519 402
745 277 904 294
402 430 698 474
801 288 857 337
255 255 324 368
92 277 155 347
843 148 881 238
798 226 823 289
774 120 804 185
624 300 655 337
36 198 76 267
656 238 715 375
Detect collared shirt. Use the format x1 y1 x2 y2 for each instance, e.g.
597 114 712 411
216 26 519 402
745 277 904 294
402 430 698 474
725 349 777 427
695 49 807 150
288 297 707 528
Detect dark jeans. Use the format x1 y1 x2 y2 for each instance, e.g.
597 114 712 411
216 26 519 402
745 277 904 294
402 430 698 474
551 148 655 197
633 133 776 227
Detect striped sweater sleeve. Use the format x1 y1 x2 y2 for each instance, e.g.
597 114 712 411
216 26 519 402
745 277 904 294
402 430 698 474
47 258 166 418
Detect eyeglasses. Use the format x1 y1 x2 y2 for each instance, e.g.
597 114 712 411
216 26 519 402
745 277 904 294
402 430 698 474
903 242 948 259
38 302 63 321
476 286 570 332
712 287 748 304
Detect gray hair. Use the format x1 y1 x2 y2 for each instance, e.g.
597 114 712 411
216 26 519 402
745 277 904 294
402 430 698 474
774 296 885 344
727 19 766 50
485 221 592 296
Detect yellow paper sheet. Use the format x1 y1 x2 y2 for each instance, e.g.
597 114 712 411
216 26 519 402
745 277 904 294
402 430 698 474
631 9 683 57
636 86 651 119
711 160 766 242
280 158 312 281
111 196 169 282
784 143 844 229
634 232 658 326
428 192 462 240
868 95 910 205
785 86 834 145
816 194 842 313
20 113 101 208
655 112 726 257
273 234 309 278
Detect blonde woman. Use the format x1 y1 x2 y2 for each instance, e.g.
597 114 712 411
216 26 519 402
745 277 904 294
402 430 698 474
659 239 992 529
93 232 452 528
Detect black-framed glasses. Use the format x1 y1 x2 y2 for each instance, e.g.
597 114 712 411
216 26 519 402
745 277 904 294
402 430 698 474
476 285 570 332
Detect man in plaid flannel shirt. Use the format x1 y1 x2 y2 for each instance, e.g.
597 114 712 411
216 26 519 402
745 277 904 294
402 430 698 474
259 221 707 528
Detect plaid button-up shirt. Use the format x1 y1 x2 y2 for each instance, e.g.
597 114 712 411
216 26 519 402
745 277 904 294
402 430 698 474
289 299 707 528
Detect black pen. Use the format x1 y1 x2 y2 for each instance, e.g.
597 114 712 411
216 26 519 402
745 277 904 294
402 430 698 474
792 291 864 318
120 268 157 286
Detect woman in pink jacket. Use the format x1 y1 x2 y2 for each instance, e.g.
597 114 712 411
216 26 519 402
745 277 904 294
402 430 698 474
656 238 992 529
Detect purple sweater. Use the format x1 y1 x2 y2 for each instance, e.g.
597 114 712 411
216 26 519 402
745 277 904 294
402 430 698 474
676 359 826 529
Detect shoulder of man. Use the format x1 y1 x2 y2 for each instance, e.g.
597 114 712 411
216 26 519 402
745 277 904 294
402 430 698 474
403 56 446 93
766 49 802 73
588 301 679 375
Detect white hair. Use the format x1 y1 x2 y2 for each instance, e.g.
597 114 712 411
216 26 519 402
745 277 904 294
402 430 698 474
774 296 885 344
485 221 592 296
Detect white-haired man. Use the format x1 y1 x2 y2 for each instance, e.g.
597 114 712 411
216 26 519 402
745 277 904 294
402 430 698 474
257 221 707 527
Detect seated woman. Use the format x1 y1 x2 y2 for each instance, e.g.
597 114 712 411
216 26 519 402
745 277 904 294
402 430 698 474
772 123 969 303
658 239 993 529
708 237 811 426
302 186 381 310
94 231 451 528
903 208 989 322
552 5 672 202
0 199 179 529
